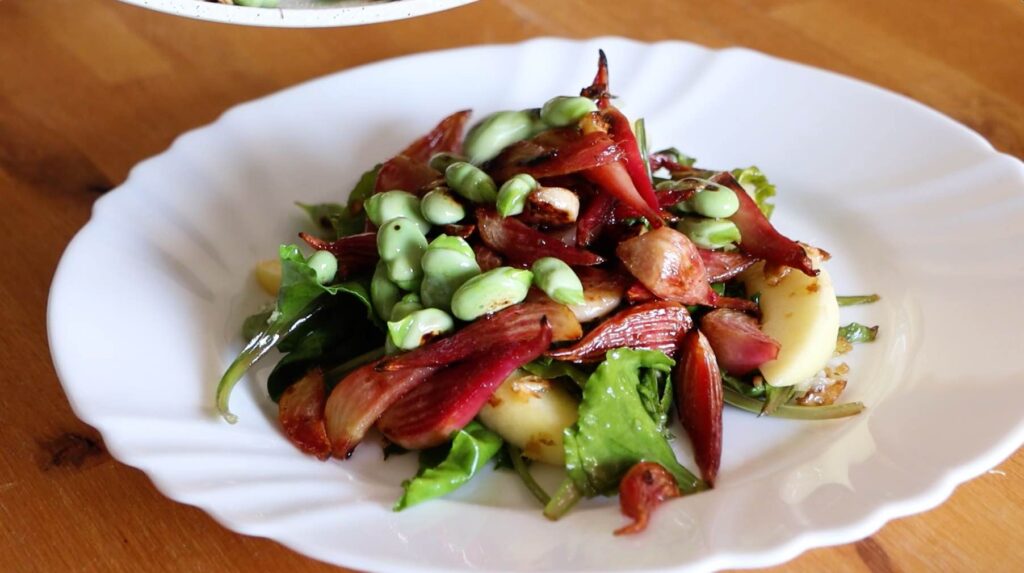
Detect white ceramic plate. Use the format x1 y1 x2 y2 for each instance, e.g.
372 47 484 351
119 0 478 28
48 38 1024 572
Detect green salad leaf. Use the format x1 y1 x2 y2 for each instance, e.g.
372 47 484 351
240 307 273 341
522 357 590 388
837 294 881 306
297 165 380 239
637 367 674 439
215 244 374 423
839 322 879 343
654 147 697 168
394 421 503 511
561 349 703 499
732 166 776 219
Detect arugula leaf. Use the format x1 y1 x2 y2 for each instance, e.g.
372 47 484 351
722 373 765 398
732 166 776 219
654 147 697 167
761 384 797 416
240 307 273 341
296 165 380 239
394 421 503 511
215 244 373 423
561 349 703 499
723 388 865 419
507 445 550 506
837 294 881 306
637 368 674 439
839 322 879 343
522 357 590 388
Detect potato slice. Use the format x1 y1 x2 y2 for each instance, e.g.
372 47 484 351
477 370 578 465
254 259 282 296
742 250 838 387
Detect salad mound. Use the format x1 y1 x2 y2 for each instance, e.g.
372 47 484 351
216 51 879 534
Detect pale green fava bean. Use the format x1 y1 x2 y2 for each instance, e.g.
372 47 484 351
450 266 533 321
463 110 538 164
540 96 598 128
677 217 742 250
496 174 539 217
531 257 584 305
690 187 740 219
364 191 431 235
445 162 497 204
428 152 465 173
420 188 466 225
387 308 455 350
371 261 401 322
377 217 428 287
390 293 424 322
420 235 481 310
307 250 338 285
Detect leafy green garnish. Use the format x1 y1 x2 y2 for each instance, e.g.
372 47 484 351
522 357 590 388
837 294 881 306
761 384 797 416
732 166 776 219
637 367 674 439
654 147 697 168
723 388 865 419
215 244 373 423
296 165 380 239
506 445 551 506
722 373 765 398
839 322 879 343
559 349 703 502
394 421 503 511
240 307 273 341
634 118 652 182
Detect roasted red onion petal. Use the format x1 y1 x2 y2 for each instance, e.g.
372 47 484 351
476 208 604 266
547 301 692 363
379 301 581 371
324 361 437 458
699 309 779 376
278 369 331 461
676 330 723 486
378 320 552 450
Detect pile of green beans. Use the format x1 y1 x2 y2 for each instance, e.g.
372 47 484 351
420 235 481 311
665 179 743 249
377 216 428 291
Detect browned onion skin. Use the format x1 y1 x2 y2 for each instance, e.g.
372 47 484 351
712 171 816 277
616 226 716 306
476 208 604 267
699 309 780 376
547 301 692 363
400 109 471 162
378 320 552 450
699 249 758 283
614 461 682 536
278 369 331 461
324 362 437 458
378 301 581 371
676 330 723 486
298 232 378 279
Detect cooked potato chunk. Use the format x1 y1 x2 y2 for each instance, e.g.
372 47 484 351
478 370 579 465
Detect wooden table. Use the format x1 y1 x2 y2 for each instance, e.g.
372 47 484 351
3 0 1022 571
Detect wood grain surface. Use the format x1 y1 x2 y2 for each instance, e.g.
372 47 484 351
2 0 1022 571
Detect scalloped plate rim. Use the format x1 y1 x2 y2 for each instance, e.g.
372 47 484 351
47 36 1024 573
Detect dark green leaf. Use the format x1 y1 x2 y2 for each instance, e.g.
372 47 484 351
216 244 374 422
654 147 697 168
507 445 550 506
394 421 503 511
761 384 797 416
839 322 879 343
296 164 380 240
837 294 881 306
732 166 776 219
637 368 674 439
296 202 346 235
241 308 273 341
382 442 409 461
722 373 765 398
562 348 704 500
723 388 865 420
522 357 590 388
